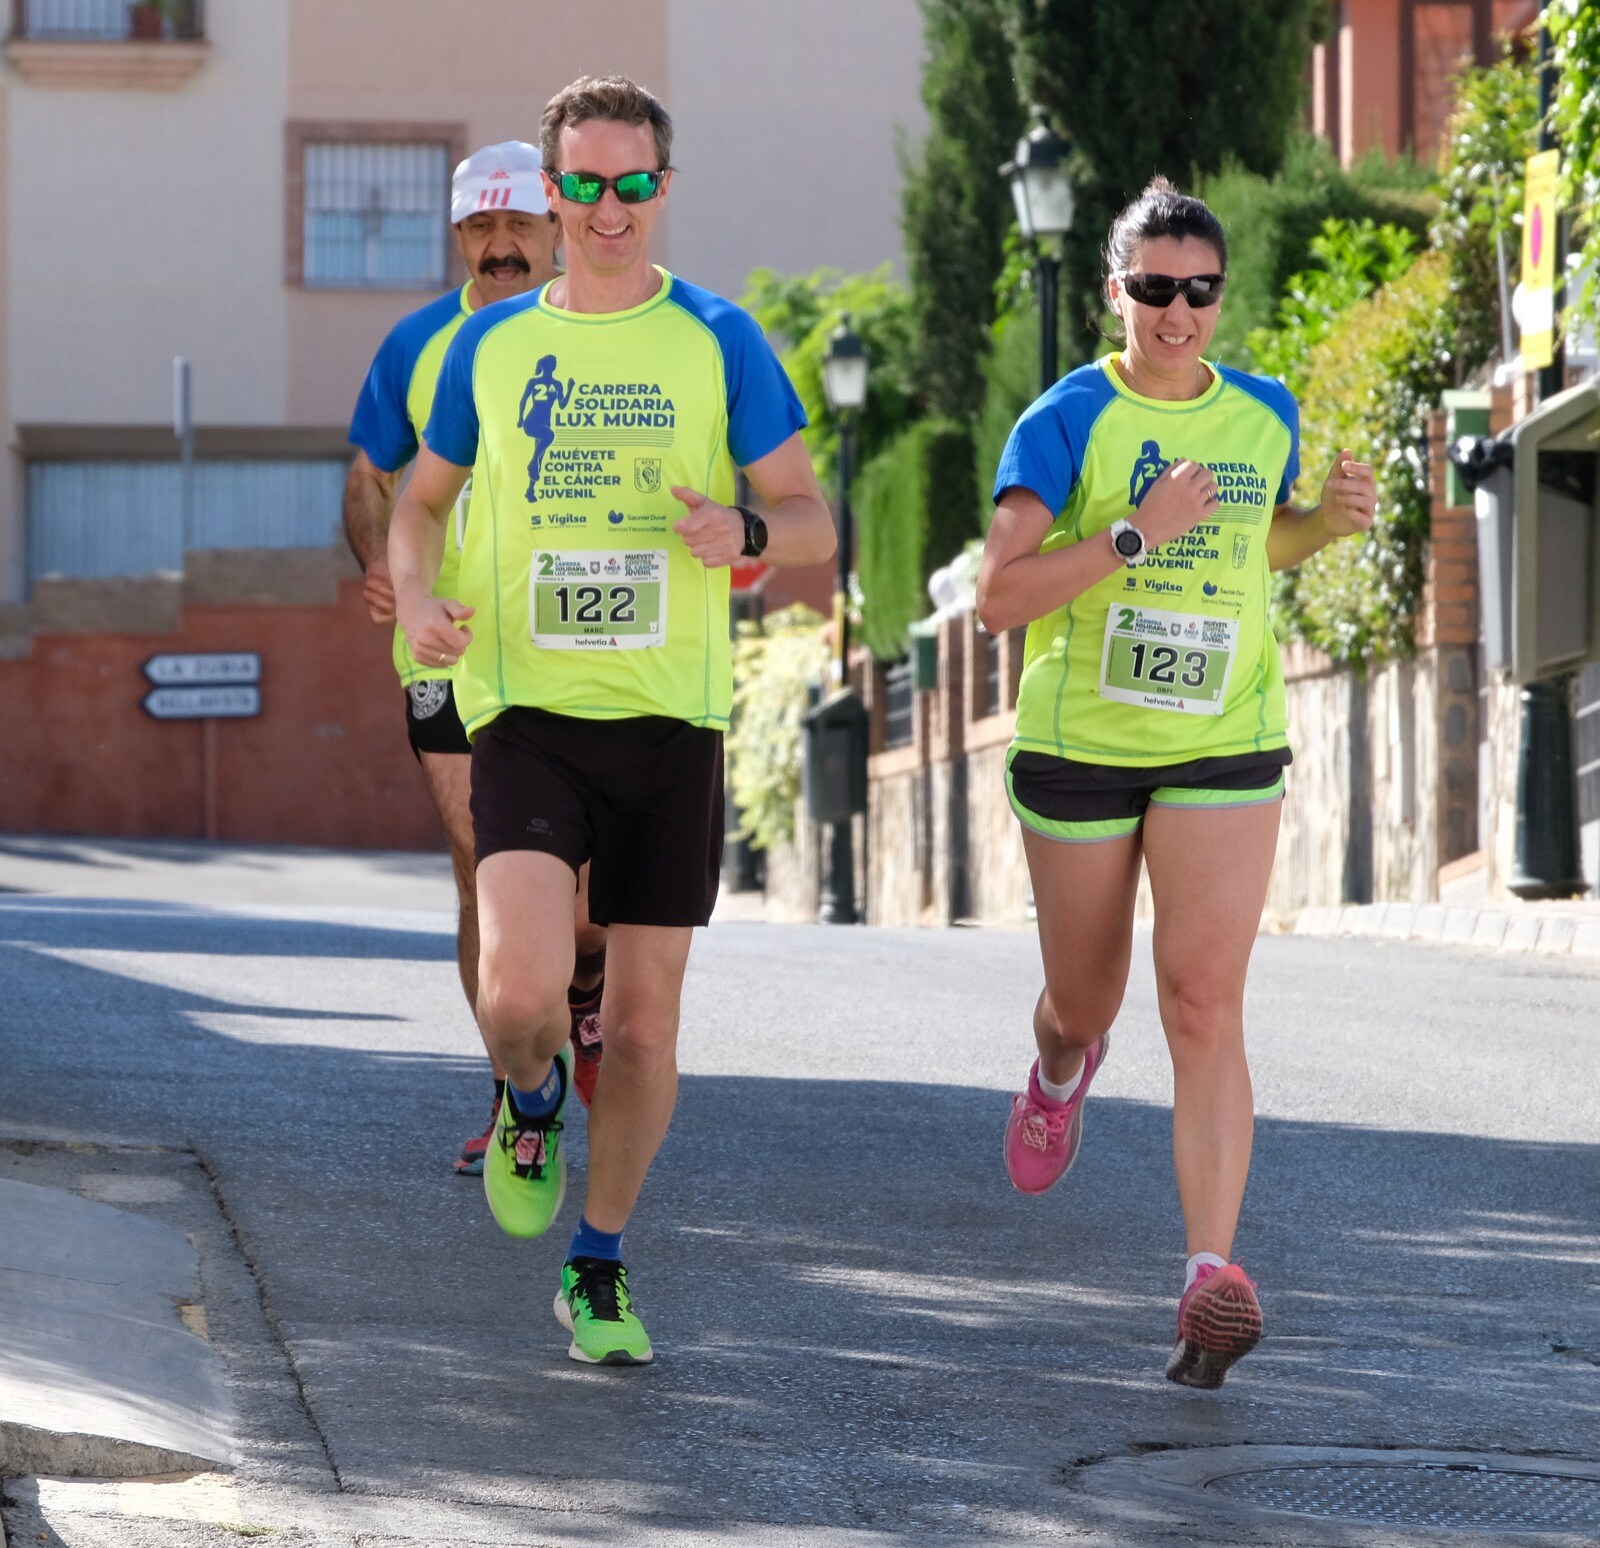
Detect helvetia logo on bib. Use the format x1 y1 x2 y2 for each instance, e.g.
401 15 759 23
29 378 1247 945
1129 439 1170 507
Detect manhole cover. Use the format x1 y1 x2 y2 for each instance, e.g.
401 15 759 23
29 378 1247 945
1206 1462 1600 1532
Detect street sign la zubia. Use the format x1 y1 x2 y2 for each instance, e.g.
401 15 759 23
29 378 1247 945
140 652 262 720
142 652 261 686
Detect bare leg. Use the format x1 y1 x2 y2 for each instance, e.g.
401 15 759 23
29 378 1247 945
1022 825 1144 1083
1141 798 1280 1259
417 749 501 1080
581 923 694 1233
474 850 579 1089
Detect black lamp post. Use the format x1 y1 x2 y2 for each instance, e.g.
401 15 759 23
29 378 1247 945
1003 114 1075 395
818 315 868 925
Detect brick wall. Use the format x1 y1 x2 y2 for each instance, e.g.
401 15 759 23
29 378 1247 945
0 552 442 849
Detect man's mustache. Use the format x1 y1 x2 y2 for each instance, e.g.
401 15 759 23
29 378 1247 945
479 252 531 274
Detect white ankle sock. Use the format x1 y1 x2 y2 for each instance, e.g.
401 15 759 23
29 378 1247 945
1036 1060 1085 1104
1185 1251 1227 1290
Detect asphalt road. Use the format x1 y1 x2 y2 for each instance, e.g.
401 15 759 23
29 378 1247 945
1 839 1597 1546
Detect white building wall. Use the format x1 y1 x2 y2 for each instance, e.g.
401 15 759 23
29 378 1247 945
8 0 290 428
664 0 926 300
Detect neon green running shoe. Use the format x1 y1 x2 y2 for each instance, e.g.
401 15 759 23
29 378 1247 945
554 1256 654 1365
482 1050 568 1239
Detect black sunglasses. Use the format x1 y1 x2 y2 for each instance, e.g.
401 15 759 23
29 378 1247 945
554 169 666 205
1118 272 1226 309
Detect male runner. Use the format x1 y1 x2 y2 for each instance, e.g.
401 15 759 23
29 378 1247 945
343 142 608 1176
389 76 835 1364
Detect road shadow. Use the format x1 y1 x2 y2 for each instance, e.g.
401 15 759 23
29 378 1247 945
0 907 1596 1542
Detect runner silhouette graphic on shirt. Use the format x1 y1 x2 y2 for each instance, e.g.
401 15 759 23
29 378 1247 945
518 356 574 498
1129 439 1170 508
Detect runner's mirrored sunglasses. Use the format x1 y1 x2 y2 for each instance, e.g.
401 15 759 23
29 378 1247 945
555 169 667 205
1117 271 1226 309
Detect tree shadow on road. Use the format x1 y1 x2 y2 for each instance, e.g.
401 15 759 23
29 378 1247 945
1 907 1597 1542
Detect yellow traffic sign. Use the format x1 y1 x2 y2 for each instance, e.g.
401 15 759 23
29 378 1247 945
1520 150 1560 370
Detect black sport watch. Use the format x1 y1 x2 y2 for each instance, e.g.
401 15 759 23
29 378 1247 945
736 504 768 559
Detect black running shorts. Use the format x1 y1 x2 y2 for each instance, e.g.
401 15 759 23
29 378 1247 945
1007 746 1292 843
404 679 472 759
470 706 724 928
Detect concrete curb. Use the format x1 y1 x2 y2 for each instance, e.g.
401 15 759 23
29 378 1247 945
0 1179 235 1479
1295 899 1600 959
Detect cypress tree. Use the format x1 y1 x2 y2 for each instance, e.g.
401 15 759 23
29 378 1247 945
1008 0 1325 363
901 0 1026 425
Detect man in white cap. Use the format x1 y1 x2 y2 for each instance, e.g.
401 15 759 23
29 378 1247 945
343 141 608 1178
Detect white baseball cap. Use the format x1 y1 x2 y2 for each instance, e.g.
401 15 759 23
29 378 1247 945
450 141 549 224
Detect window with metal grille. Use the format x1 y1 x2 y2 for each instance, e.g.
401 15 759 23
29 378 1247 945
13 0 203 39
982 629 1003 717
883 659 915 750
301 141 449 290
26 459 347 581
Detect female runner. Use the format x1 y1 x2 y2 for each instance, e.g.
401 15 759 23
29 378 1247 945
976 177 1376 1387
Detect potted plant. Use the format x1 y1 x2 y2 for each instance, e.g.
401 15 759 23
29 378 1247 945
127 0 187 40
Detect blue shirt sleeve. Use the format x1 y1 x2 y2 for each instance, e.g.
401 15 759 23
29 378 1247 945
422 323 482 469
1277 391 1301 504
992 370 1114 515
669 282 807 467
1218 367 1300 503
348 330 417 474
722 312 806 467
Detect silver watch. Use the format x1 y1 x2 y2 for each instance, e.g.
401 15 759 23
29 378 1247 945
1110 518 1148 567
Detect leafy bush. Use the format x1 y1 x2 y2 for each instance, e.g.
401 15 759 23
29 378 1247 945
855 419 974 659
1246 218 1420 391
1432 43 1538 372
1279 251 1463 663
1203 135 1437 367
741 265 918 489
727 606 828 852
1549 1 1600 334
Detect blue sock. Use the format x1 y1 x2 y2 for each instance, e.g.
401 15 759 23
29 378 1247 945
506 1059 564 1121
568 1215 623 1263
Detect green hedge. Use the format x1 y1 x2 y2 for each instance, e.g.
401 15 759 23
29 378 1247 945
855 418 976 659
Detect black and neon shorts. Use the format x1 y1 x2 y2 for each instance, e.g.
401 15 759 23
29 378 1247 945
404 679 472 759
1006 746 1292 844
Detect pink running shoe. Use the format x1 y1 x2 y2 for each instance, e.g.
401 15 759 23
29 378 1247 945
1165 1262 1263 1389
1003 1034 1110 1195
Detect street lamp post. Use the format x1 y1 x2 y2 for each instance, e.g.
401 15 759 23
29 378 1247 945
818 316 868 925
1003 114 1075 394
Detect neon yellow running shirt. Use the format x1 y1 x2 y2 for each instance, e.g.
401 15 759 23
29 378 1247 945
992 355 1299 765
348 282 473 686
423 269 805 736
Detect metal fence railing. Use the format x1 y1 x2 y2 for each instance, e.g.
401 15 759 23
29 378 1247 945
982 629 1003 717
1578 660 1599 836
883 659 915 750
13 0 204 39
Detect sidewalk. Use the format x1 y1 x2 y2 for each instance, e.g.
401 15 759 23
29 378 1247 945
1295 896 1600 959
